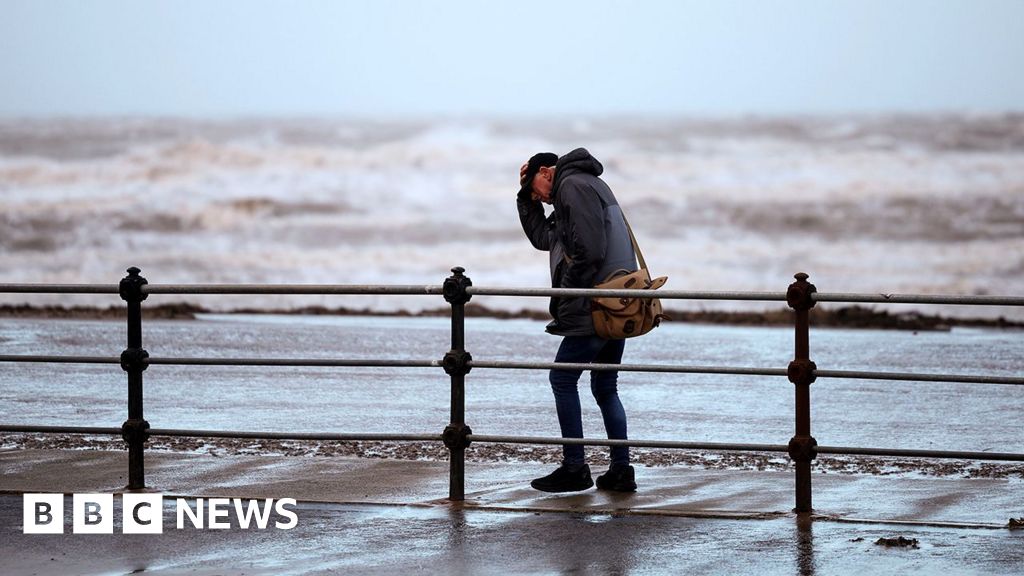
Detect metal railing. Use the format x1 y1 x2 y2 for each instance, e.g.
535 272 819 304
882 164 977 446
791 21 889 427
1 266 1023 514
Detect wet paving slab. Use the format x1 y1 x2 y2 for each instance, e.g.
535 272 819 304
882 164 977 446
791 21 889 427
1 449 1023 574
2 497 1023 575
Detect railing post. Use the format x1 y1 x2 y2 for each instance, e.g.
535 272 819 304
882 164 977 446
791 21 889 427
787 272 817 513
119 267 150 490
441 266 473 501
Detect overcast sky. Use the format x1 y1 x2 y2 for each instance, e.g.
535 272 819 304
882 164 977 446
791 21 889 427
2 0 1023 118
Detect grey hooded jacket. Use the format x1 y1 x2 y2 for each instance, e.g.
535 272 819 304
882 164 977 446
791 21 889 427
517 148 638 336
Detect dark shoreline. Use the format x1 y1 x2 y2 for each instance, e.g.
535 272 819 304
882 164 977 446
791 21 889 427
1 302 1021 331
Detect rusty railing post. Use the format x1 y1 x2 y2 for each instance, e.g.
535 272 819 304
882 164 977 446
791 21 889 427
119 267 150 490
787 272 817 513
442 266 473 501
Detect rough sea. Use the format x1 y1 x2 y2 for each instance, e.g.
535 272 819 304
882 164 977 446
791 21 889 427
1 115 1022 318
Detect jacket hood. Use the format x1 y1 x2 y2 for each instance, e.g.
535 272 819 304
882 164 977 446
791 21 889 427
553 148 603 191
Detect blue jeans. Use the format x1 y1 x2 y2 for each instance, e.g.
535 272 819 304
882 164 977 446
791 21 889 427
550 335 629 467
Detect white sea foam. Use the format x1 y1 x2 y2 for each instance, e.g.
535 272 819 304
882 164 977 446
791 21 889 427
1 116 1022 317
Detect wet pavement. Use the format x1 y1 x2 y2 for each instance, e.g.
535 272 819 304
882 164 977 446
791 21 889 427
1 449 1023 575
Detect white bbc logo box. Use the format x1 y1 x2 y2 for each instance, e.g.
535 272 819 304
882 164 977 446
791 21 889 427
123 493 164 534
22 494 63 534
23 493 164 534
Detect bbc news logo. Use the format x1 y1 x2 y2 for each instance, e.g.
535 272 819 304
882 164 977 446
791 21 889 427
23 494 298 534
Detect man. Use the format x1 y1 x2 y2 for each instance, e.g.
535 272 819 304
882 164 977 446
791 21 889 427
517 147 638 493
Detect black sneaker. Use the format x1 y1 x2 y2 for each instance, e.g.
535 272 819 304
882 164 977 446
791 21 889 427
596 464 637 492
530 464 594 493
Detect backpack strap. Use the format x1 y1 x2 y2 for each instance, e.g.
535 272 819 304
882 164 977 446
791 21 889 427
621 214 648 271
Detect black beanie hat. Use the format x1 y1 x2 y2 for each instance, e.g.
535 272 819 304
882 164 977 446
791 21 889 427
519 152 559 197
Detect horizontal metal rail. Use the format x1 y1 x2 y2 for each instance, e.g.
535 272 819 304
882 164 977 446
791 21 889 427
146 357 440 368
0 284 120 294
0 355 441 369
467 434 789 452
815 369 1024 386
467 286 788 301
0 355 121 364
482 363 1024 387
0 425 124 435
142 284 445 296
813 292 1024 306
473 436 1024 462
0 355 1019 387
0 424 440 443
149 429 442 442
816 445 1024 462
470 360 788 377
